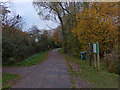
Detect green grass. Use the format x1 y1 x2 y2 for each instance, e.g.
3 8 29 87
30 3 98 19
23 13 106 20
58 48 119 88
3 50 49 67
2 50 50 89
16 50 49 67
2 73 20 89
69 66 77 88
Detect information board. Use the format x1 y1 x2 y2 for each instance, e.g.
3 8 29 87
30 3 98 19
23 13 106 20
93 42 98 54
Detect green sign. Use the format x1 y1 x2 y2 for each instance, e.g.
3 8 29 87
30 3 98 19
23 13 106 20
93 42 98 54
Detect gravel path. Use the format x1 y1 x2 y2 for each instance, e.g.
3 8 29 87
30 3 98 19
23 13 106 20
3 49 72 88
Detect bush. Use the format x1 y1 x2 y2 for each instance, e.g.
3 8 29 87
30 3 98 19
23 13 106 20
109 63 118 74
64 35 82 57
8 57 16 65
104 46 119 74
2 29 58 65
104 54 113 69
2 33 35 64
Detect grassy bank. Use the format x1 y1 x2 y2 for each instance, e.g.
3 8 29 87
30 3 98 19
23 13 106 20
16 50 49 67
2 73 20 89
3 50 49 67
58 48 119 88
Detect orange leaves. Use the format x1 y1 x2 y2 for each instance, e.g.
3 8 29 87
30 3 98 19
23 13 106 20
72 2 118 54
52 30 61 43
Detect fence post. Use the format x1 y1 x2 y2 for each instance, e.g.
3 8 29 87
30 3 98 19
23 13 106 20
97 42 100 71
89 43 91 66
94 53 96 68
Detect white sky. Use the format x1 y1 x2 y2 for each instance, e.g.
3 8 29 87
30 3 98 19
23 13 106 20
11 2 59 31
1 0 59 31
2 0 119 2
1 0 118 31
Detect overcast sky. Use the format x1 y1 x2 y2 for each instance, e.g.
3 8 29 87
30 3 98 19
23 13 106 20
1 0 59 31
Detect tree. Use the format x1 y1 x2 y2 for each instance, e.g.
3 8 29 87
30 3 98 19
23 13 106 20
28 25 41 42
52 26 62 47
72 2 118 56
1 2 33 64
33 2 85 53
1 2 24 30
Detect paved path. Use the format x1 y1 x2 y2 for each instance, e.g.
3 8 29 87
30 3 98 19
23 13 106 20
3 49 72 88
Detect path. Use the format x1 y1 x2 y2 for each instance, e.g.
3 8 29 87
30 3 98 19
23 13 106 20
3 49 72 88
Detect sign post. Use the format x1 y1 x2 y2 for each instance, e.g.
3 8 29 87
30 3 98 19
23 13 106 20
93 42 97 68
94 53 96 68
93 42 100 71
89 43 91 66
97 42 100 71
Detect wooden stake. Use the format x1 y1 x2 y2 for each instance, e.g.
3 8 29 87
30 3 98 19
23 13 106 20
89 43 91 66
97 42 100 71
94 53 96 68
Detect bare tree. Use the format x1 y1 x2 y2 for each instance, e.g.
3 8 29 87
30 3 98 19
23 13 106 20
33 1 90 52
1 2 24 30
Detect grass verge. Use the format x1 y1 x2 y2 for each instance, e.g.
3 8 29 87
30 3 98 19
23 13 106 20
2 73 20 89
58 48 119 88
16 50 49 67
3 50 49 67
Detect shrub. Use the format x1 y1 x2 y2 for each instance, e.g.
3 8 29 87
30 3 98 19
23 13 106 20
109 63 118 74
104 46 119 74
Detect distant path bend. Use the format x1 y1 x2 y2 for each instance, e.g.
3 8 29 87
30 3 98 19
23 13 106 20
3 49 72 88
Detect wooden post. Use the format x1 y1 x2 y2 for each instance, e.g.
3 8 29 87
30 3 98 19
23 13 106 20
97 42 100 71
94 53 96 68
89 43 91 66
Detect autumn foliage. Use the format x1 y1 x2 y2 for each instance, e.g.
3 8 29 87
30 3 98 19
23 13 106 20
72 2 118 56
52 30 62 46
2 2 59 65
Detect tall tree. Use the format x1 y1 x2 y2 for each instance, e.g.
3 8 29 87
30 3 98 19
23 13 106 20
33 1 85 53
72 2 118 56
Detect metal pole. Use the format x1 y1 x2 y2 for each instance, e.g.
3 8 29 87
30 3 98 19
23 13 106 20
89 43 91 66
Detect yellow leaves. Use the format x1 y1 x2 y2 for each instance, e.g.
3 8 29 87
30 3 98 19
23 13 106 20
72 2 118 53
71 29 74 33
